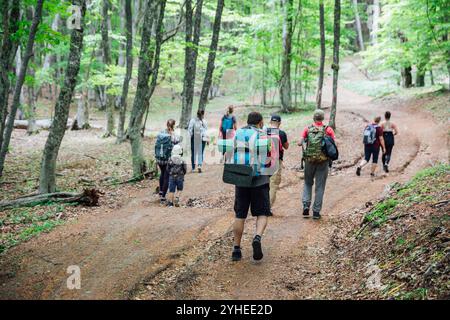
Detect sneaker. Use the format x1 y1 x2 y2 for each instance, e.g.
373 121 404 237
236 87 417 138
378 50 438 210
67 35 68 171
252 236 264 261
231 247 242 261
198 167 202 173
356 167 361 176
160 198 167 205
174 197 180 207
303 208 310 217
313 211 321 220
383 164 388 173
370 173 375 177
167 201 174 207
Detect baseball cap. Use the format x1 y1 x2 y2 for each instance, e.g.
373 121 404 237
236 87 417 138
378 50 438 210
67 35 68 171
271 114 281 122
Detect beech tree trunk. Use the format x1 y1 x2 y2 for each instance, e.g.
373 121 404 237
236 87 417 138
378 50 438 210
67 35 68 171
197 0 225 112
316 0 326 109
180 0 203 128
117 0 133 142
39 0 86 194
0 0 21 168
102 0 115 136
352 0 364 51
128 0 166 177
329 0 341 130
371 0 380 45
0 0 44 177
279 0 293 113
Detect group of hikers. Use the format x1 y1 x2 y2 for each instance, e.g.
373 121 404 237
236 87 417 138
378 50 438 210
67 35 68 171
154 107 398 261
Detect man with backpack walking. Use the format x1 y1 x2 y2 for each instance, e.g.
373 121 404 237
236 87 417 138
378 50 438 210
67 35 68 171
228 112 272 262
267 114 289 207
298 110 336 220
356 116 386 177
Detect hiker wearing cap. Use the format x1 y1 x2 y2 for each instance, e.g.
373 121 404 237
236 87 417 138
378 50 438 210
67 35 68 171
267 114 289 207
356 116 386 177
381 111 399 173
298 110 336 220
166 144 187 207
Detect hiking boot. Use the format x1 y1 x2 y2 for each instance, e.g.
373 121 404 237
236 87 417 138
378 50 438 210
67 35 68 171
160 198 167 205
303 208 310 217
167 201 174 207
231 246 242 262
356 167 361 176
383 164 389 173
198 167 202 173
313 211 321 220
252 235 264 261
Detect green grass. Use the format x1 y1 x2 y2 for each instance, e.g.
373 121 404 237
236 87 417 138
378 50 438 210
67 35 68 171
397 287 428 300
363 164 449 229
0 203 70 254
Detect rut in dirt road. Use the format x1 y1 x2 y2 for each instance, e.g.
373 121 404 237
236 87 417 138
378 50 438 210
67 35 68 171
0 62 447 300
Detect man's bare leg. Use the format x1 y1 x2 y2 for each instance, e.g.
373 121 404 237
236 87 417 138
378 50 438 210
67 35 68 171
233 218 245 247
255 215 268 237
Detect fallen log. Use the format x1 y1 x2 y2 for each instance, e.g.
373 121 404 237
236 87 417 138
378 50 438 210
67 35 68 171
13 119 103 131
0 189 100 210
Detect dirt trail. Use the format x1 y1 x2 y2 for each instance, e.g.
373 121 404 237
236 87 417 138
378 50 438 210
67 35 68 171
0 61 447 300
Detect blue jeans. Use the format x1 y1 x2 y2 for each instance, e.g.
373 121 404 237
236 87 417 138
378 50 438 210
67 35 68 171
191 135 206 170
169 176 184 193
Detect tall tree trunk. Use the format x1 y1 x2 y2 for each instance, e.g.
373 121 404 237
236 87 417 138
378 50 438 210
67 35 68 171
128 0 166 177
371 0 380 45
26 85 38 135
38 0 86 193
415 68 425 87
179 0 203 129
0 0 44 177
329 0 341 130
197 0 225 112
262 55 267 105
279 0 293 113
352 0 364 51
316 0 326 109
117 0 133 142
401 66 412 88
102 0 115 136
0 0 20 168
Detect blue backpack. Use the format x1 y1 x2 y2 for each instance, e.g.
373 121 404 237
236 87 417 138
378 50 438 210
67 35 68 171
233 126 270 177
221 115 234 134
363 124 378 145
155 131 173 162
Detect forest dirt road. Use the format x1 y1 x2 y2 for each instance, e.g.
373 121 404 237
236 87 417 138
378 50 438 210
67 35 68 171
0 61 447 299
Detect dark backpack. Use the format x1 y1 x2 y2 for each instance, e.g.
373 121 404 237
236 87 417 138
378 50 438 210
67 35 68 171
155 131 173 162
221 115 234 134
322 135 339 161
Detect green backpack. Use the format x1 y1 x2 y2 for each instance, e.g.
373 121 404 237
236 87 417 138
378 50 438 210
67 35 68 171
304 125 328 163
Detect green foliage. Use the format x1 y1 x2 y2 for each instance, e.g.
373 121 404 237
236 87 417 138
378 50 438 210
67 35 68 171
361 0 449 80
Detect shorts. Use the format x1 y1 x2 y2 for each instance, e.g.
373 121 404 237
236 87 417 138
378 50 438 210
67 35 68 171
364 144 380 164
234 184 271 219
168 176 184 193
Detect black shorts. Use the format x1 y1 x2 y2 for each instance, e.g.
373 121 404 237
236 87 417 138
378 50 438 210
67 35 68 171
364 144 380 164
234 184 271 219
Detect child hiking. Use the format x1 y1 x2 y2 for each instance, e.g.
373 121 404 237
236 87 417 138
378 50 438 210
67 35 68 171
298 110 336 220
356 116 386 177
381 111 399 173
167 144 187 207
